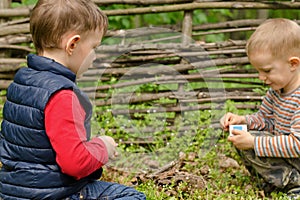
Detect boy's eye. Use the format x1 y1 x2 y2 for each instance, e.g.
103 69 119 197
264 69 271 73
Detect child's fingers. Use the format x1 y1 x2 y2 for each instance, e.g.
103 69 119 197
227 130 243 142
231 129 243 136
223 113 233 127
220 115 226 127
220 115 230 130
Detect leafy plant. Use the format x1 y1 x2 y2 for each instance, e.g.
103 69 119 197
11 0 37 7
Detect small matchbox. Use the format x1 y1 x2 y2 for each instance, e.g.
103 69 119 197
229 124 247 137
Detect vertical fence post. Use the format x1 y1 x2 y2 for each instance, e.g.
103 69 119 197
182 11 193 46
0 0 11 14
0 0 12 24
174 10 194 127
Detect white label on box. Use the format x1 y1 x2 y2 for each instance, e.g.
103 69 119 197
229 124 247 137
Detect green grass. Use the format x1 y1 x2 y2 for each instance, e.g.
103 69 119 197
98 99 290 200
105 136 290 199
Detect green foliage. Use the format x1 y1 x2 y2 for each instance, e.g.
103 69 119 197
100 4 137 30
253 86 269 96
11 0 37 7
137 181 173 200
143 12 183 26
21 0 37 5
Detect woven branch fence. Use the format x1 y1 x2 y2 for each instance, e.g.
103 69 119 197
0 0 299 142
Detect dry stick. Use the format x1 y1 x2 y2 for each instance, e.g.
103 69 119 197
0 80 12 89
193 27 257 36
96 40 247 52
80 56 250 79
90 54 241 69
114 25 257 39
86 86 260 99
1 19 298 42
176 9 192 128
103 2 300 16
95 95 262 107
94 0 192 5
0 0 10 9
79 68 256 84
105 28 243 46
127 48 246 56
96 84 259 98
180 96 263 104
7 48 253 74
79 66 256 84
193 19 300 31
0 58 26 71
193 19 266 31
0 73 14 79
147 160 179 178
152 48 245 56
0 23 29 36
0 34 32 44
0 17 29 27
117 27 249 44
1 2 300 18
108 53 179 63
91 48 246 66
0 8 31 18
106 19 299 37
0 44 33 52
98 100 260 115
92 91 262 106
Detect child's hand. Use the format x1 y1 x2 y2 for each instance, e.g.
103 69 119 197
98 135 118 159
227 129 254 150
220 112 246 131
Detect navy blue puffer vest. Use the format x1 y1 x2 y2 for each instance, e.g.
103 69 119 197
0 54 102 199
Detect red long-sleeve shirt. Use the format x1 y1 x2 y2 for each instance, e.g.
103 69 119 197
45 89 108 180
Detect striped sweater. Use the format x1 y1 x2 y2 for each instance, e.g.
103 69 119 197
245 87 300 158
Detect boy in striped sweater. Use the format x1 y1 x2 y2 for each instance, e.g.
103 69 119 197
220 18 300 198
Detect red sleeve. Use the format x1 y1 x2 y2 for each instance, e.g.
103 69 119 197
45 90 108 180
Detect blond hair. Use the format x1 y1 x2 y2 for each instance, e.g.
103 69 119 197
246 18 300 60
30 0 108 54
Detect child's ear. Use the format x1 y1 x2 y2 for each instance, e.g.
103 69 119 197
289 56 300 71
66 35 80 56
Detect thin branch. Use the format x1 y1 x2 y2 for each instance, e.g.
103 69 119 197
104 2 300 16
96 40 247 52
0 44 33 52
0 58 26 72
193 27 257 36
0 34 32 44
1 2 300 17
0 23 29 36
94 0 192 5
0 80 12 89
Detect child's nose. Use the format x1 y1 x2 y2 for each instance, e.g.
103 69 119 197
258 74 267 82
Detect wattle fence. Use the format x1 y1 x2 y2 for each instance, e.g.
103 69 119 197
1 0 299 139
